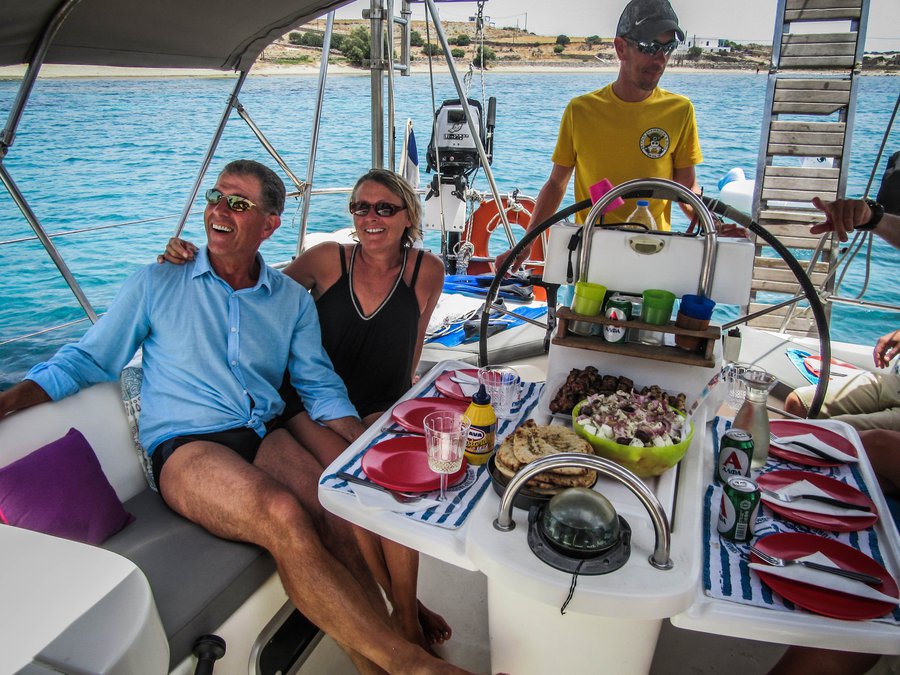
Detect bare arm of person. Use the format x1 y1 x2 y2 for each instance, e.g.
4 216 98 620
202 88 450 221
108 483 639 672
410 252 445 383
0 380 51 419
810 196 900 248
495 163 574 273
873 329 900 369
672 165 699 220
321 415 366 444
157 237 198 264
282 242 344 295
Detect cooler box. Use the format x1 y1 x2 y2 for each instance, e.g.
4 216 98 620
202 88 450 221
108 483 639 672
543 223 755 305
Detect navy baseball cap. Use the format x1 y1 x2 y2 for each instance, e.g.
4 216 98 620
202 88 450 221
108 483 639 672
616 0 685 43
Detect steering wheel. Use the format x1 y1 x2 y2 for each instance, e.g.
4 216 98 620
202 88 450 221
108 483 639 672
477 180 831 418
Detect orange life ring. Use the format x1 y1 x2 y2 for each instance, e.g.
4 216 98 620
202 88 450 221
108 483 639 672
462 195 542 277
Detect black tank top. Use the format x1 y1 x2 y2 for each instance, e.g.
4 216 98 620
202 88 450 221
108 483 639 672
316 244 424 417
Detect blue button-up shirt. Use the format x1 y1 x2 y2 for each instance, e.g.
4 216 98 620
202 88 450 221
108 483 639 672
26 247 357 454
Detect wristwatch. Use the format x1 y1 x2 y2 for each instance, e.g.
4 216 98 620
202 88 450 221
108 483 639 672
857 199 885 231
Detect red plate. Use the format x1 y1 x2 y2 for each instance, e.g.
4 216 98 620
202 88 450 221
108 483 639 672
757 470 878 532
434 368 480 401
752 533 898 621
361 436 467 492
768 419 858 467
391 396 469 434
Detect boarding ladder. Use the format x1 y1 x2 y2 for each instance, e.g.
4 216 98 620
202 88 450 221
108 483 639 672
748 0 870 336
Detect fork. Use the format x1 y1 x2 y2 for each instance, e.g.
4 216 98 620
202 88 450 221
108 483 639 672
769 432 834 461
336 472 424 505
749 545 883 585
759 487 871 512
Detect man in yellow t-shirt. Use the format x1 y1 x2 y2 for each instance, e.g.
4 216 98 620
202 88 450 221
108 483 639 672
497 0 702 271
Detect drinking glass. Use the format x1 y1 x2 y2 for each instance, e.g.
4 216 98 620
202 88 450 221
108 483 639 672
423 411 470 501
723 362 765 412
477 366 521 418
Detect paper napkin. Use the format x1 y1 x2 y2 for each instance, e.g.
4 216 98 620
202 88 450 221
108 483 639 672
772 433 858 463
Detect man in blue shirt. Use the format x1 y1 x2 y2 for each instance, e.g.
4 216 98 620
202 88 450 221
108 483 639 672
0 160 463 674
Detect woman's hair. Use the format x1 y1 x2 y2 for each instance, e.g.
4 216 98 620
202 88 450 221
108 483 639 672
350 169 422 246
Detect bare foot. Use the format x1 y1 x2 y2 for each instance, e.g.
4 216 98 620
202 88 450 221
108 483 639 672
418 600 452 645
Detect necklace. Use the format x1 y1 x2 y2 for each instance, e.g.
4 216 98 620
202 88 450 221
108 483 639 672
348 244 409 321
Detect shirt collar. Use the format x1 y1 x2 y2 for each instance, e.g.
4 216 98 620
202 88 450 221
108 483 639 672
193 246 272 294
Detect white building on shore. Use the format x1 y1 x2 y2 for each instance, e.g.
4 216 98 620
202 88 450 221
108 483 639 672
676 37 732 54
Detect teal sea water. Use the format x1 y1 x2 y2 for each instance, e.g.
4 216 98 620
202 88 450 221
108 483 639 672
1 72 898 387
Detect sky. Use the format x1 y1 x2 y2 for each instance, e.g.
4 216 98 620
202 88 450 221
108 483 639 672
335 0 900 53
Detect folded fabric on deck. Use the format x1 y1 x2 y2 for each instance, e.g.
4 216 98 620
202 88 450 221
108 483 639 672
443 274 534 302
427 305 548 347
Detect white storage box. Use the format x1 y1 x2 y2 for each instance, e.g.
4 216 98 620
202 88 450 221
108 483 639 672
543 223 755 306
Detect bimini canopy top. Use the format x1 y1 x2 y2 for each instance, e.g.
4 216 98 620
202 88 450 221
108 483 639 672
1 0 352 71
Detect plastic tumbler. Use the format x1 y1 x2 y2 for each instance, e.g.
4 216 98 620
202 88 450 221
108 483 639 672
569 281 607 336
675 294 716 351
638 289 676 345
477 366 521 418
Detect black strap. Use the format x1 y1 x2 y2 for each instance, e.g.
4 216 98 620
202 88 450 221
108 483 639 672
409 248 424 288
338 244 348 275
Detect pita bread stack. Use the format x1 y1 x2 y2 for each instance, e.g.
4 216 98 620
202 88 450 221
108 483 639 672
493 420 597 495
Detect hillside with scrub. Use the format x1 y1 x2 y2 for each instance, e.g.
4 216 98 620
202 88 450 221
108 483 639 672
260 19 898 73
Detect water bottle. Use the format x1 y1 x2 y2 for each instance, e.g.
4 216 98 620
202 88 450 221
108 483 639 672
627 199 657 230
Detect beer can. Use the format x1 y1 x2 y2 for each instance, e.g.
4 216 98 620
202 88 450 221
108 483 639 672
603 293 632 343
716 428 754 483
717 476 761 542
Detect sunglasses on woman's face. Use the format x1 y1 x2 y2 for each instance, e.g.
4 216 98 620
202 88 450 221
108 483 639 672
205 188 257 213
349 200 407 217
627 38 679 56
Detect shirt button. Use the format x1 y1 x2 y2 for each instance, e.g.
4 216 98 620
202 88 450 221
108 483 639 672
231 327 237 333
231 360 237 366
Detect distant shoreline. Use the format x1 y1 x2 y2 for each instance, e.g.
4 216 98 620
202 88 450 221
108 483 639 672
1 63 895 80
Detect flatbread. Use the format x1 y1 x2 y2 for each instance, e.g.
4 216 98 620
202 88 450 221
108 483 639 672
493 419 597 486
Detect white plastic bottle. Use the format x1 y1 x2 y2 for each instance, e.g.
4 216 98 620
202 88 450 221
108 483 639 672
627 199 657 230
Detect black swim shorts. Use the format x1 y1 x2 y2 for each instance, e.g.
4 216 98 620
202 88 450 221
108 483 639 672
151 426 266 487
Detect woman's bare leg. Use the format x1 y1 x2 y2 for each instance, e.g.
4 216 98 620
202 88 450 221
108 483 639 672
285 410 453 647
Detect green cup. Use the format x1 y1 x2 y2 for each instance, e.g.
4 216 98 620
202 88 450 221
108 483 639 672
641 289 676 325
570 281 607 336
571 282 607 316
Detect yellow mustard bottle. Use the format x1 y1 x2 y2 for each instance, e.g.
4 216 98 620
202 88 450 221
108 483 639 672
463 384 497 465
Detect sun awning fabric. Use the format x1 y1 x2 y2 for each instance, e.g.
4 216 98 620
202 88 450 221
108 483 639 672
1 0 352 70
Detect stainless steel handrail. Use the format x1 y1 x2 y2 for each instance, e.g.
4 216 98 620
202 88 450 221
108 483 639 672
493 453 673 570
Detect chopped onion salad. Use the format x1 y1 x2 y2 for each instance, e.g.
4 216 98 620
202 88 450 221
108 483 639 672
575 389 686 448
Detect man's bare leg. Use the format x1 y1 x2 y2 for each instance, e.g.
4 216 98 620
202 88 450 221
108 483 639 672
158 434 470 674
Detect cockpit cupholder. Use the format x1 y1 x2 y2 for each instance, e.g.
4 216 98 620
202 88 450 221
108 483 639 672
527 487 631 574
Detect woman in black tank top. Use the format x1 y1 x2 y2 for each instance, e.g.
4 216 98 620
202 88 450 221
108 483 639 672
280 169 448 650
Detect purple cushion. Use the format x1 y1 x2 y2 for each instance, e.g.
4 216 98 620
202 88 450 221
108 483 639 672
0 428 134 544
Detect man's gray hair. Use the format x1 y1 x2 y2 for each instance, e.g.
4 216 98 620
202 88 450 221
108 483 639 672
222 159 286 215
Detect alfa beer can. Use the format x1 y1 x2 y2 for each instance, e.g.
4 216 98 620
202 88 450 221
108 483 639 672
716 429 754 483
717 476 761 542
603 294 632 343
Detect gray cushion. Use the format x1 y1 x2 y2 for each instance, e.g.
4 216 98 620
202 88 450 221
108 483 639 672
103 489 276 669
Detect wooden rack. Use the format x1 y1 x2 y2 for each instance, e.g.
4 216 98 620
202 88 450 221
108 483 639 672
554 307 721 367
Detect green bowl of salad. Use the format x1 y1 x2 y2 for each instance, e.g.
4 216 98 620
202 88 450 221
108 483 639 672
572 394 693 477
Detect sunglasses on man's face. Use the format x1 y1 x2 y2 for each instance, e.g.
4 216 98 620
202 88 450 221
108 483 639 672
628 38 679 56
349 200 407 217
205 188 257 213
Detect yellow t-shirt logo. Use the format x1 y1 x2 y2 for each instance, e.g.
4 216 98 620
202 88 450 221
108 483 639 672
640 128 670 159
